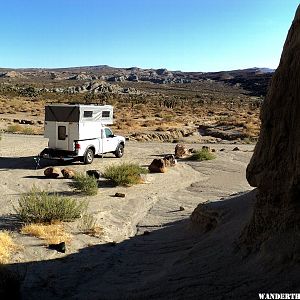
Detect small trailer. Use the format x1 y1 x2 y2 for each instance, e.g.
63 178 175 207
40 104 125 164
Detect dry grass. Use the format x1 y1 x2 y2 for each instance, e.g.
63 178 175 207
0 232 19 264
78 213 103 237
21 223 72 245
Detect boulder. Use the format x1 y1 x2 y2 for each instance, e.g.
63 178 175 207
190 203 219 232
115 192 126 198
44 167 60 178
86 170 102 179
175 144 190 158
163 154 177 167
148 159 167 173
202 146 211 152
61 168 76 179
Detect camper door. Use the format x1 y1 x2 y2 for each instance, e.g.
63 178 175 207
56 122 69 150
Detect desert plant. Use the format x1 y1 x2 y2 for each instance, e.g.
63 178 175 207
78 213 102 237
15 186 86 223
103 162 147 186
21 126 35 135
21 223 71 244
5 124 22 133
70 173 98 196
188 149 216 161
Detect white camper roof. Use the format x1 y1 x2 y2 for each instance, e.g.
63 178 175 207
45 104 113 124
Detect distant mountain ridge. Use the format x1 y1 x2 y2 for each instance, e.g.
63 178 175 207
0 65 275 97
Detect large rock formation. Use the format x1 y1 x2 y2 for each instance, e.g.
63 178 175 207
243 5 300 245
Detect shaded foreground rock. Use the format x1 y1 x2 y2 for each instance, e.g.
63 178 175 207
190 202 220 232
242 5 300 246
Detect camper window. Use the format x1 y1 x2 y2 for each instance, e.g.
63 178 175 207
102 111 110 118
84 111 93 118
58 126 67 140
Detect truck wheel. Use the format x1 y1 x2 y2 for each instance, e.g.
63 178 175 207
84 148 94 164
115 144 124 158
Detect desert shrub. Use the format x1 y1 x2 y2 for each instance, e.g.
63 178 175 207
188 149 216 161
21 126 35 135
70 173 98 196
78 213 102 237
103 163 147 186
5 124 22 133
21 224 71 244
15 187 86 223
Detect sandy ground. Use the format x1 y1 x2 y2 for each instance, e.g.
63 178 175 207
2 134 298 299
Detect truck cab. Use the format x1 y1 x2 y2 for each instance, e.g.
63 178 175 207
74 126 125 164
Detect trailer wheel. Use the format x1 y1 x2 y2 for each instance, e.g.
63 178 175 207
114 144 124 158
84 148 94 164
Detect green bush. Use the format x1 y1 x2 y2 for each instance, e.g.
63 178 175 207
103 163 147 186
15 187 86 223
188 149 216 161
70 173 98 196
5 124 22 133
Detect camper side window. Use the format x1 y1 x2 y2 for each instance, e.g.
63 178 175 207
102 111 110 118
58 126 67 140
84 111 93 118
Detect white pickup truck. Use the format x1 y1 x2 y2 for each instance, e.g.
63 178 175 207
40 104 125 164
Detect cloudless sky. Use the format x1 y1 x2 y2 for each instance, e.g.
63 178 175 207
0 0 299 71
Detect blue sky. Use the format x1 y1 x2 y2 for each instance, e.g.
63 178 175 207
0 0 299 71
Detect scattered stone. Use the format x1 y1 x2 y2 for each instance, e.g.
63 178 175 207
175 144 190 158
211 149 216 152
202 146 211 152
48 242 66 253
86 170 102 179
44 167 61 178
179 206 185 211
232 147 240 151
143 230 150 235
61 167 76 179
220 148 225 152
163 154 177 167
148 159 167 173
115 192 126 198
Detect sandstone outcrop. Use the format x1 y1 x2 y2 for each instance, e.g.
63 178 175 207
243 5 300 244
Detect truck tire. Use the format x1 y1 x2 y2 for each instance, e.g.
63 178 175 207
114 143 124 158
83 148 94 164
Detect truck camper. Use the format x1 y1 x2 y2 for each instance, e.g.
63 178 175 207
40 104 125 164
